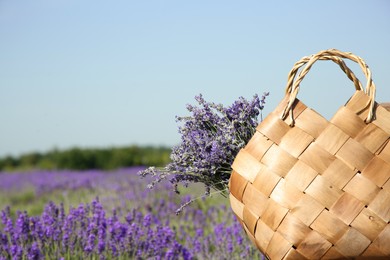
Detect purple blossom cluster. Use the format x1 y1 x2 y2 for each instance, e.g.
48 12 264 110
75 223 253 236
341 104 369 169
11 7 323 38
0 167 265 259
0 199 191 259
0 200 263 259
140 93 269 197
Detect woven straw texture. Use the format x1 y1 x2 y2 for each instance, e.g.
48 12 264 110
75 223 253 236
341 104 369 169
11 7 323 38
229 49 390 259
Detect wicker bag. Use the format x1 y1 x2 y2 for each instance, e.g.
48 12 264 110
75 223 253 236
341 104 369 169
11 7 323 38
229 49 390 259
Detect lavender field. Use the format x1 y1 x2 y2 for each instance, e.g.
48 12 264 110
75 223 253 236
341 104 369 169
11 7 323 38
0 167 264 259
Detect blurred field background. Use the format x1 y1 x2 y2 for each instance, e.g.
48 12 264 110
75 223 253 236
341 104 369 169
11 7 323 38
0 146 171 172
0 148 265 259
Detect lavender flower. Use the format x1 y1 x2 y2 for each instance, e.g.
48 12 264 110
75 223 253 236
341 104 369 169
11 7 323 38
0 167 265 259
27 242 41 260
140 92 269 210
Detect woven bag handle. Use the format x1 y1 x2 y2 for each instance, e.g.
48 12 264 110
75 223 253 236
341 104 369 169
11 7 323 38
285 55 364 93
282 49 376 125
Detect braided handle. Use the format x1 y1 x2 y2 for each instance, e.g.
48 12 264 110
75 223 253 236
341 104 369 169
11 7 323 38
281 49 376 125
285 55 364 93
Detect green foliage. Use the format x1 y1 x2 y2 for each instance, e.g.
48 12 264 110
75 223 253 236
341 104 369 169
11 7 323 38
0 145 171 171
0 156 18 171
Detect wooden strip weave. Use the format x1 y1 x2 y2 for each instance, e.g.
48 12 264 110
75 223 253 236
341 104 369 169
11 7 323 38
229 49 390 259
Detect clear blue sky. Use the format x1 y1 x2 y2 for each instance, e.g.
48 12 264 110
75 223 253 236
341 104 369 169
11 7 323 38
1 0 389 157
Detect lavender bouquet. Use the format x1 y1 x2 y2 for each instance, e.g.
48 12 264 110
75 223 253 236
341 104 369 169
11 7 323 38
140 92 269 212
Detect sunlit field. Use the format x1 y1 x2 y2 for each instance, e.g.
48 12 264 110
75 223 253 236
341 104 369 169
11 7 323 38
0 167 265 259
